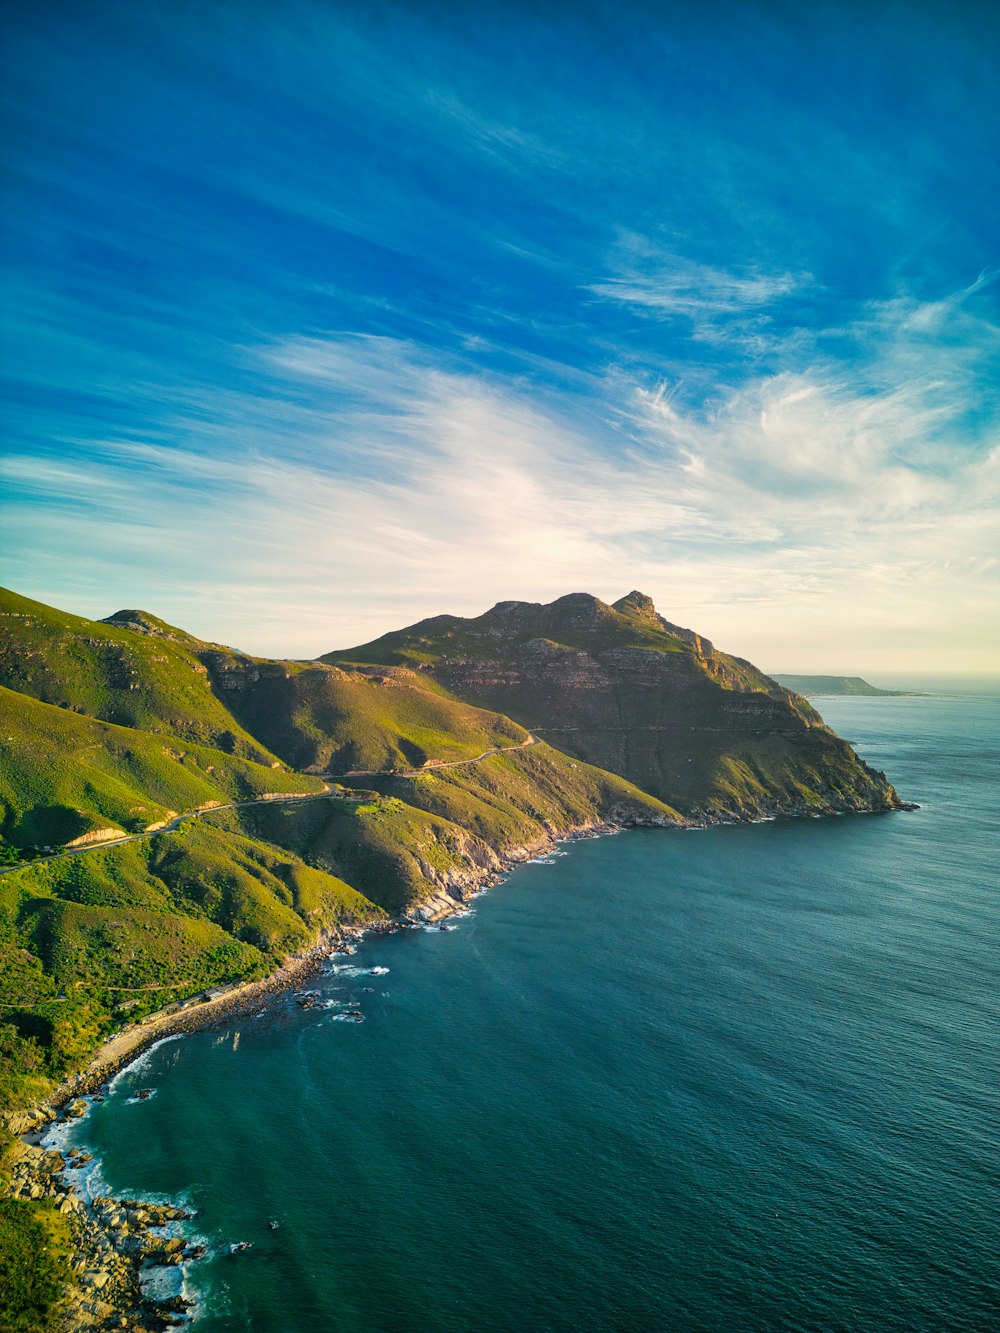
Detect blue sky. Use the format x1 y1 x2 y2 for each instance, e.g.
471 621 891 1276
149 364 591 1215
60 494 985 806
2 0 998 673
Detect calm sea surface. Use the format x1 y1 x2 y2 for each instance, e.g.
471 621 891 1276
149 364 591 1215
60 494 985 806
63 694 999 1331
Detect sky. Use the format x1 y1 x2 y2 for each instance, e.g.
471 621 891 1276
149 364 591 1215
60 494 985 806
1 0 998 675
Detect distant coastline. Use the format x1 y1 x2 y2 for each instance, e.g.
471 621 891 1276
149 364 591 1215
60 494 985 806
772 674 927 698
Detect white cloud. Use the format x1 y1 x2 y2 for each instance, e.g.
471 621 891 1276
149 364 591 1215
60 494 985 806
4 281 998 675
586 240 807 353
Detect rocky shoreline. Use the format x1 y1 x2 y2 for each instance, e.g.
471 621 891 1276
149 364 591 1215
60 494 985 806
4 914 410 1329
4 801 913 1330
2 814 630 1330
4 1130 201 1331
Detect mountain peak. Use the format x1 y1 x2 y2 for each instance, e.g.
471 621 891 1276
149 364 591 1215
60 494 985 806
613 590 658 620
101 608 203 645
547 592 611 618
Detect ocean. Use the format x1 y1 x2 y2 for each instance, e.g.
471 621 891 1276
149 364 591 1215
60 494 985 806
57 693 999 1331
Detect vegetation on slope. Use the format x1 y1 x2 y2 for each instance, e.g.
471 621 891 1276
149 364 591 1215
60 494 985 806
0 1195 70 1333
239 742 678 915
0 818 382 1111
202 656 528 772
0 685 325 851
4 588 528 773
232 796 497 917
364 742 681 849
0 588 277 763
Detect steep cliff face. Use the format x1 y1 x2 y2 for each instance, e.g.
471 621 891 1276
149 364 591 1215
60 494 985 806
326 591 902 817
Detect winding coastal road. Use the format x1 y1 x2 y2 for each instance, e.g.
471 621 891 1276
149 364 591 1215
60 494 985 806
325 731 539 779
2 733 540 875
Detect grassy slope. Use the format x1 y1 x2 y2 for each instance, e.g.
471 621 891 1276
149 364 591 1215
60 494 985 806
364 742 681 849
0 817 382 1102
205 656 529 771
2 585 531 779
241 742 680 914
0 686 326 848
0 588 279 763
0 1195 71 1333
232 797 496 917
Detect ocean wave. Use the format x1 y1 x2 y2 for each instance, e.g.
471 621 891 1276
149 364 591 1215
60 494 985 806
108 1032 185 1093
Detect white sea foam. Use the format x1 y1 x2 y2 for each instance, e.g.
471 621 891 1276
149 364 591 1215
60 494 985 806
140 1261 186 1302
108 1032 185 1093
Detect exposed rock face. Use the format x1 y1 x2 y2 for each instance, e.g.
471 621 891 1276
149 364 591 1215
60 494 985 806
3 1134 195 1331
327 592 902 818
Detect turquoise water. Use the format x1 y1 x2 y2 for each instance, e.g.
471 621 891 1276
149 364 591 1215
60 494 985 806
65 695 999 1331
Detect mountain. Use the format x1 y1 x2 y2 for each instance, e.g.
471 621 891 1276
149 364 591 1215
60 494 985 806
0 584 913 1325
325 591 902 819
0 587 909 1112
772 675 920 697
0 587 676 1118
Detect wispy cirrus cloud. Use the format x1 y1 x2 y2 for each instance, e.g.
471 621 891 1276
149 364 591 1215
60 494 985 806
2 2 998 675
3 280 997 672
590 250 803 319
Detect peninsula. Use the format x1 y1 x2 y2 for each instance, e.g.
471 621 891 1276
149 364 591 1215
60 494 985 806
771 675 923 697
0 585 908 1328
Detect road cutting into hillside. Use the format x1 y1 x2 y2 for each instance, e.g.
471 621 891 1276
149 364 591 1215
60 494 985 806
2 734 540 874
325 731 540 779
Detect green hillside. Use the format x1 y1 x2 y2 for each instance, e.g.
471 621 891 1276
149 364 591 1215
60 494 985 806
0 685 325 851
0 587 531 778
240 741 678 914
200 655 529 772
359 741 681 852
0 588 277 763
0 817 381 1099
